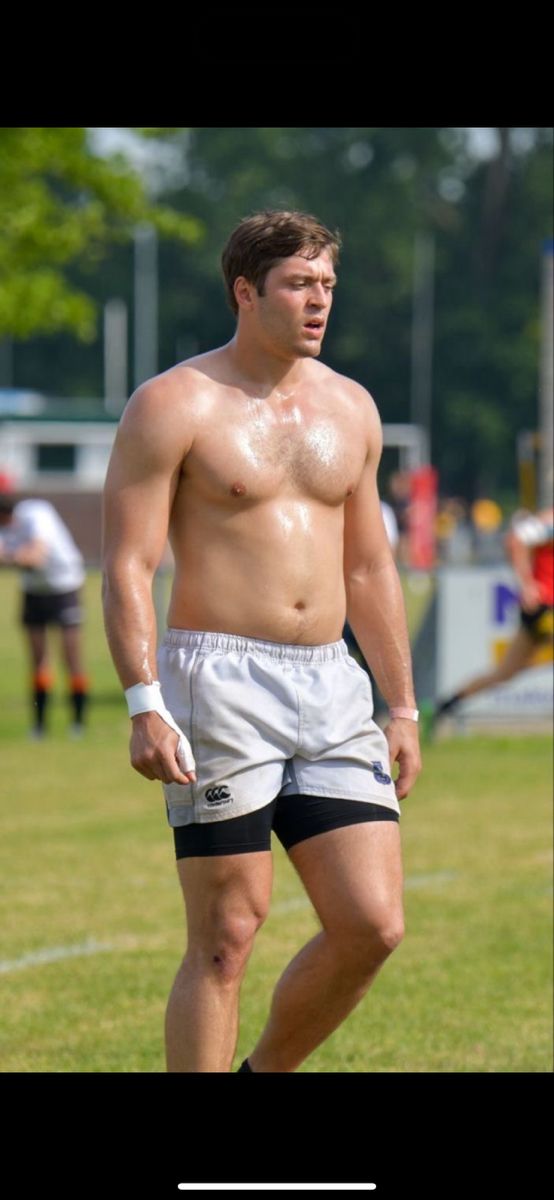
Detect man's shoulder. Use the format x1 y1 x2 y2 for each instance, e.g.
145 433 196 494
315 361 376 408
511 508 554 547
122 357 221 429
13 498 56 540
15 498 53 520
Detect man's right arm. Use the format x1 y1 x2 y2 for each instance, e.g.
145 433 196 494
507 509 554 612
102 377 196 785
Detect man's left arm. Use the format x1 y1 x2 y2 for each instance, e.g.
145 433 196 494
0 533 47 568
343 396 421 800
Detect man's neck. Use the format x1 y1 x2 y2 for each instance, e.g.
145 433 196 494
224 335 310 398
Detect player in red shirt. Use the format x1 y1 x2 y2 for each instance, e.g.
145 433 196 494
433 506 553 722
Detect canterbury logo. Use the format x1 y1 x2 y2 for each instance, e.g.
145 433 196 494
205 785 233 805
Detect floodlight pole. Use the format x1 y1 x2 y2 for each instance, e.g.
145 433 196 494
104 299 128 415
538 238 553 509
133 223 158 390
410 231 435 465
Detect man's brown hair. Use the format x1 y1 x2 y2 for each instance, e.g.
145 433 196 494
221 210 341 316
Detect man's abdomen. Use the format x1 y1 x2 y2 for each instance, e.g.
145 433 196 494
167 506 346 645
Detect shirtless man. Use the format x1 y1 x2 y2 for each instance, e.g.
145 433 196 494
102 210 421 1073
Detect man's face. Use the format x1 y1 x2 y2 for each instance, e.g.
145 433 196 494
249 250 337 359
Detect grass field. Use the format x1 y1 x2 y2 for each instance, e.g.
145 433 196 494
0 571 552 1073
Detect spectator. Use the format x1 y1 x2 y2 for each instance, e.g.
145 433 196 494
0 494 89 737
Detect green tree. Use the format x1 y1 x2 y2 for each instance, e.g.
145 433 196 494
433 127 553 499
0 127 201 341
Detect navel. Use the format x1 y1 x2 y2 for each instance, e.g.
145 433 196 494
230 481 247 497
346 486 354 498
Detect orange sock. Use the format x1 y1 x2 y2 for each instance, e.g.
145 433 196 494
70 674 89 694
33 669 54 691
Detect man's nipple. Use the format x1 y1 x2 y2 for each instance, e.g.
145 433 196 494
231 481 247 497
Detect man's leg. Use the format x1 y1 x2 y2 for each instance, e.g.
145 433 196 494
436 626 535 717
59 624 89 730
166 848 273 1072
248 820 403 1072
26 626 52 734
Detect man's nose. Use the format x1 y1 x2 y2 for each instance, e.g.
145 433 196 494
307 283 328 306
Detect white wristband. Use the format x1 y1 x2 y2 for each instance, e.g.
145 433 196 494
389 706 419 722
124 681 196 773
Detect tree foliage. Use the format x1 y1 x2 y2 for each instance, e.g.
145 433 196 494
0 127 201 340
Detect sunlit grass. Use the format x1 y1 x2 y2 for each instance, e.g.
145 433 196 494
0 572 551 1072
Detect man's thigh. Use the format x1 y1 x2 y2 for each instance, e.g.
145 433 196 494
173 800 277 943
176 847 274 946
287 819 403 933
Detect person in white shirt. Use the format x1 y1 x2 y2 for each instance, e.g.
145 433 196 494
380 500 400 556
0 494 89 736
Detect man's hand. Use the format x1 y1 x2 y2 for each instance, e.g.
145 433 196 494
384 717 421 800
130 712 196 785
520 580 542 613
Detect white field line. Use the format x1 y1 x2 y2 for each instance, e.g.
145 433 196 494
0 937 118 973
0 871 458 975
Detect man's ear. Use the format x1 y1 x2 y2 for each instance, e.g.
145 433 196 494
234 276 256 310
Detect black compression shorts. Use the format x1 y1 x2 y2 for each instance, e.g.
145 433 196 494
173 792 399 859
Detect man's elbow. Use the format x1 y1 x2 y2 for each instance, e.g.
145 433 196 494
102 554 155 597
345 551 394 588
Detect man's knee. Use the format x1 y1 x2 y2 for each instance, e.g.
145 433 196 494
496 663 520 683
373 917 405 958
197 904 269 983
331 910 405 973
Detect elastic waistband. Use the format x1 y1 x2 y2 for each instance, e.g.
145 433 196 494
162 628 349 663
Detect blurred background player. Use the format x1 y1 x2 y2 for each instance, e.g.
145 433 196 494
0 493 89 737
379 498 400 557
434 505 554 722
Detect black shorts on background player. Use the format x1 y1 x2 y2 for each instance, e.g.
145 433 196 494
21 590 83 628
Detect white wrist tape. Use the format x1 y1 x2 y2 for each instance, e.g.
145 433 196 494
124 681 196 773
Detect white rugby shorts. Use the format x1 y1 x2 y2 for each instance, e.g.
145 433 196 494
157 629 400 826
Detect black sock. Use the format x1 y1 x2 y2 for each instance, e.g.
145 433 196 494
33 687 50 730
437 692 462 716
237 1058 252 1072
70 690 88 725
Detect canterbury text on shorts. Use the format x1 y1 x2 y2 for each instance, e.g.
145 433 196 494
157 629 400 828
21 589 83 628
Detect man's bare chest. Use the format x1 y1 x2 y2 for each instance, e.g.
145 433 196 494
187 405 366 505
